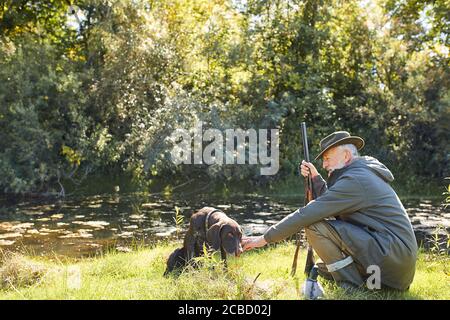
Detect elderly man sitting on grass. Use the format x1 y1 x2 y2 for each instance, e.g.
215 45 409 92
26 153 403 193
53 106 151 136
242 131 418 294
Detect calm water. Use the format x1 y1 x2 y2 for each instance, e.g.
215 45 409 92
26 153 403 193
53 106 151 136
0 193 447 258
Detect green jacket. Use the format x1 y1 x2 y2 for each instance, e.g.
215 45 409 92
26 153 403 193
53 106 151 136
264 156 417 290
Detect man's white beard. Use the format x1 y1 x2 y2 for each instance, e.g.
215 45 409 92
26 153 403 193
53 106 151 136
327 159 347 176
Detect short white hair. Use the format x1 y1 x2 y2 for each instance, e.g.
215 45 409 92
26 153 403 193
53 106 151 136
338 144 359 157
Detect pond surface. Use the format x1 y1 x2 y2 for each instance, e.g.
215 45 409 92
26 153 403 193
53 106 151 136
0 193 448 258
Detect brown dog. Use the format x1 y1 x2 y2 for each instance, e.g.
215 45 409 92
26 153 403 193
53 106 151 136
164 207 243 276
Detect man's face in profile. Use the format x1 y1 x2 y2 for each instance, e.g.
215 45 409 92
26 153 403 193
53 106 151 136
322 146 347 176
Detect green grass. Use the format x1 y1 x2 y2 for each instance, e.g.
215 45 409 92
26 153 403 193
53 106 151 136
0 242 448 300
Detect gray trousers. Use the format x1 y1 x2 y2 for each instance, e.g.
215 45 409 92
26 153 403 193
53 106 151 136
305 221 366 287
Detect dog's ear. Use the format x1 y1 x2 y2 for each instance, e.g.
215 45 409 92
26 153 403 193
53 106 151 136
206 223 223 250
183 228 195 261
189 212 204 230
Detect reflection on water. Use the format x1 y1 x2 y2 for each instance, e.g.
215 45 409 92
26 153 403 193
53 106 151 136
0 193 448 258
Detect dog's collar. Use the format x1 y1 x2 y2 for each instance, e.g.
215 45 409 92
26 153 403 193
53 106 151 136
205 208 222 231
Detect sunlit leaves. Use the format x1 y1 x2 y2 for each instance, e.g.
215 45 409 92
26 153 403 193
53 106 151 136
61 145 83 167
0 0 447 194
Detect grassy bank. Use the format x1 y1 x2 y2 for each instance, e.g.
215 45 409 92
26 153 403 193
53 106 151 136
0 242 448 300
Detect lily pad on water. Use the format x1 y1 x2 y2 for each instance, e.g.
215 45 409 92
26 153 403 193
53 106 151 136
117 231 134 238
154 226 177 237
0 240 15 246
77 231 94 239
38 228 58 233
253 212 275 217
72 221 110 229
57 222 69 227
22 210 45 216
149 224 176 234
242 224 268 235
15 222 34 229
0 233 23 239
151 221 167 227
58 230 93 239
87 203 102 208
129 214 146 220
0 222 15 232
244 219 265 224
0 222 34 232
85 243 102 248
141 202 160 208
123 225 139 230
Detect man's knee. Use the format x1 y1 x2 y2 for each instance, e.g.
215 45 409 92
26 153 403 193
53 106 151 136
305 221 344 255
305 221 333 239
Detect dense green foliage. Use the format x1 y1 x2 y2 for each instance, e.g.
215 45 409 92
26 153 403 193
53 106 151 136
0 0 448 194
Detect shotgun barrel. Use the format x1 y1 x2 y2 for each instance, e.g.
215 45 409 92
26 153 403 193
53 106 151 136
290 122 316 277
301 122 314 205
301 122 315 276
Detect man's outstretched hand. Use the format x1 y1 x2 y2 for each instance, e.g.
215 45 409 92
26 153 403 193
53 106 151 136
241 235 267 251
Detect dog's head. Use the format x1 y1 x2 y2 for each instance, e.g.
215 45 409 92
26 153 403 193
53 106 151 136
164 247 187 276
206 219 243 257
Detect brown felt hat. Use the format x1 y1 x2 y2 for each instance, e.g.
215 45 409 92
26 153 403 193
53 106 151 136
315 131 365 160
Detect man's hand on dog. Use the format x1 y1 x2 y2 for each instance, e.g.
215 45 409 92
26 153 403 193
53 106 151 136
241 235 267 251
